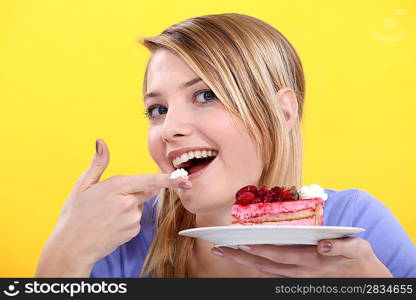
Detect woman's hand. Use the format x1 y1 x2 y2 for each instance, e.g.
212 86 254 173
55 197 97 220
36 139 191 277
210 237 393 277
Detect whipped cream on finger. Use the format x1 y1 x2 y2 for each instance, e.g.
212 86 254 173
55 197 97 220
170 168 189 180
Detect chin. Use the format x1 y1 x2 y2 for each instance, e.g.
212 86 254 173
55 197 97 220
179 196 206 214
179 195 214 214
179 194 233 220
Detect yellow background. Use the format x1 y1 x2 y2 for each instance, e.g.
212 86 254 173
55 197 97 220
0 0 415 277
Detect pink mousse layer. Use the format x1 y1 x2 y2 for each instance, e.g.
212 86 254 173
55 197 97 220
232 198 323 220
230 218 316 226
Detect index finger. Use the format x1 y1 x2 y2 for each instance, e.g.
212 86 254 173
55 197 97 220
113 173 192 194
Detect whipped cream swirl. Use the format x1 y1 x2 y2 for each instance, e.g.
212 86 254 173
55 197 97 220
299 184 328 201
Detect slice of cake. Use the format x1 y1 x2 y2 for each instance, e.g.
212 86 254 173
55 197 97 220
231 184 328 226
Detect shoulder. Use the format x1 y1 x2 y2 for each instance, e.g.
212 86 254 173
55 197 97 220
324 188 397 227
324 188 382 208
324 188 379 227
90 196 157 278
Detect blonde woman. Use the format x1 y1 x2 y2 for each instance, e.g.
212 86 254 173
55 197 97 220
36 13 416 278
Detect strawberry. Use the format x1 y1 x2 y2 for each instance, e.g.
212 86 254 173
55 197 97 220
271 186 284 193
235 184 300 204
257 186 269 202
235 185 258 200
280 189 295 201
263 186 281 202
263 193 276 202
235 191 259 205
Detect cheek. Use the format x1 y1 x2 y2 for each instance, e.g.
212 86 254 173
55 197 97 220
225 136 262 179
210 112 263 179
204 110 238 143
212 114 259 160
147 128 165 169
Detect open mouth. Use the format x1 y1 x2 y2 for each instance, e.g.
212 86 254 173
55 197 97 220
176 155 217 176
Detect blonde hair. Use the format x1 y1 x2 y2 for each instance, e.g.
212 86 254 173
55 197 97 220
139 13 305 277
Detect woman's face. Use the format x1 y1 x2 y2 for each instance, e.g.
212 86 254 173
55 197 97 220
146 49 263 219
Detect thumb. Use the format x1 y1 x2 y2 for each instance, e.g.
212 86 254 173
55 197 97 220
75 138 110 192
317 237 372 259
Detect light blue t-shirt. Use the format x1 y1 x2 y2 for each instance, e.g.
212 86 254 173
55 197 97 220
90 189 416 278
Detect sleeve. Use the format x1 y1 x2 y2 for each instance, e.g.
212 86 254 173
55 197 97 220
89 245 123 278
89 196 157 278
352 190 416 278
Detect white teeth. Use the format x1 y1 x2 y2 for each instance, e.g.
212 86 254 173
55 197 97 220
171 150 218 168
180 153 189 162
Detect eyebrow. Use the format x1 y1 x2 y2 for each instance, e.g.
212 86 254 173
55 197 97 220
144 77 203 102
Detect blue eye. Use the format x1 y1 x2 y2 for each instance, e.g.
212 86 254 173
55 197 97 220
143 89 218 120
195 90 217 103
143 105 167 119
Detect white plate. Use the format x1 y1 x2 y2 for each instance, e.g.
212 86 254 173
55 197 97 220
179 225 365 248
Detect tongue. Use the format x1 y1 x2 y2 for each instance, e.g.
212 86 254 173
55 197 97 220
189 158 213 174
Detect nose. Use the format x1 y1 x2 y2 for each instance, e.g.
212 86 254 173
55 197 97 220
160 106 193 143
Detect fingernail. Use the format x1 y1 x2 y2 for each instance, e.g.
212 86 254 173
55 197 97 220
210 248 223 257
179 181 192 189
238 245 251 251
319 241 332 253
95 139 103 155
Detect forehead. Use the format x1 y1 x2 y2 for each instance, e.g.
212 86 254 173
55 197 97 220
146 49 197 86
